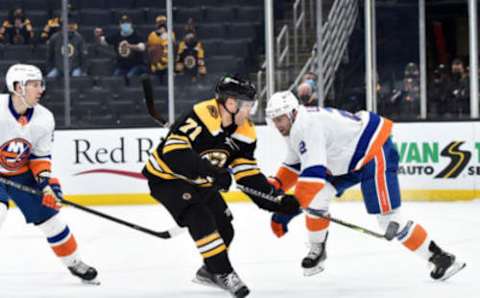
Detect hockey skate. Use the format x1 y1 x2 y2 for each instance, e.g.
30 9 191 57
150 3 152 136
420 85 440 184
428 241 466 281
192 265 218 288
68 260 100 285
212 270 250 298
302 241 327 276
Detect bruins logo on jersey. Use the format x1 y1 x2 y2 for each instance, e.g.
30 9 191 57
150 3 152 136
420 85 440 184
118 40 131 57
207 105 219 119
200 149 229 168
0 138 32 171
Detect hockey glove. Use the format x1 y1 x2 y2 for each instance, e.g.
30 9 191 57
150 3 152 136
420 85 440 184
38 177 63 210
212 167 232 192
271 209 302 238
277 194 301 215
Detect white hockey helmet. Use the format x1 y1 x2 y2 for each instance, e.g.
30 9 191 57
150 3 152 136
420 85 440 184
265 90 299 120
5 64 44 94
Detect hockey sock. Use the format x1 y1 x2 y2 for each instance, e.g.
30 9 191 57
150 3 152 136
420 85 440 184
306 212 330 243
183 205 233 274
396 221 432 260
36 214 80 267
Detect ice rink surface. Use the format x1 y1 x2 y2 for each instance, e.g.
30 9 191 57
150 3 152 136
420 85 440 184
0 200 478 298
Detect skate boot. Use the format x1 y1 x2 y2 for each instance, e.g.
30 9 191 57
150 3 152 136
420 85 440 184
68 260 100 285
192 265 218 288
212 270 250 298
428 241 465 281
302 241 327 276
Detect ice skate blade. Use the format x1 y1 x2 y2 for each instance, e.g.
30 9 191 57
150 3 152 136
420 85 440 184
192 277 221 289
81 278 101 286
303 262 325 276
439 261 466 281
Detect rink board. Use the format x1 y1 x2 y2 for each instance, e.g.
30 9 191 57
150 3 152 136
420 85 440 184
48 122 480 205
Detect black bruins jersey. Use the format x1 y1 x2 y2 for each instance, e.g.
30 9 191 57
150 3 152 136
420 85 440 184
143 98 281 211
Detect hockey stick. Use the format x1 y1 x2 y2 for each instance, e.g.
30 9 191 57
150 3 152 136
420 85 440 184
0 176 184 239
236 184 399 241
141 74 169 127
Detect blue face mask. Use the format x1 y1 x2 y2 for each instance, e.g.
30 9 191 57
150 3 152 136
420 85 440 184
120 23 133 36
305 79 317 92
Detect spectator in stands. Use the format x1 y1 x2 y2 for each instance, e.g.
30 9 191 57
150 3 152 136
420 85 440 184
147 15 176 83
46 16 86 78
175 18 206 82
41 14 62 43
428 64 449 118
0 8 34 45
95 14 146 79
446 58 469 117
296 71 319 106
389 62 420 118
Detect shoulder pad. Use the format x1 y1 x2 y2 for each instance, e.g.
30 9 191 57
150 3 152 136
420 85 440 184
193 98 222 136
232 119 256 144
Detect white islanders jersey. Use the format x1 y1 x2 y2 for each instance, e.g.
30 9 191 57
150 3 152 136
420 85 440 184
0 94 54 176
283 106 392 178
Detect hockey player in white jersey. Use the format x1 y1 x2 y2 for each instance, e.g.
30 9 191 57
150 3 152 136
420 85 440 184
0 64 99 284
265 90 465 281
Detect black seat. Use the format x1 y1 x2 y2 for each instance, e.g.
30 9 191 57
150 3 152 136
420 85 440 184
3 45 33 60
88 58 114 76
203 7 234 23
196 23 226 39
70 77 94 91
77 0 107 9
105 0 135 9
80 9 112 27
27 10 48 28
174 7 204 23
235 6 263 21
226 23 257 39
96 76 127 90
136 0 165 8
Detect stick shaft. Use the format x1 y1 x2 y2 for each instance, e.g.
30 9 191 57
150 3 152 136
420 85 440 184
0 176 182 239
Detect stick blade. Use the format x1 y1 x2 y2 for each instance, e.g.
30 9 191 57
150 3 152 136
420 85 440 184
384 221 400 241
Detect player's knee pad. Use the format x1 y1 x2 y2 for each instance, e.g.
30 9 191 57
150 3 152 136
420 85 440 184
180 204 217 240
376 207 409 233
308 182 336 210
0 202 8 230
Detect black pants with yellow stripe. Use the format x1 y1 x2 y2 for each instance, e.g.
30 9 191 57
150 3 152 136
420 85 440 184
148 178 234 274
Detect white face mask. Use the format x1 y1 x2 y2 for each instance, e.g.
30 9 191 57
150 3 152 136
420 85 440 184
120 23 133 36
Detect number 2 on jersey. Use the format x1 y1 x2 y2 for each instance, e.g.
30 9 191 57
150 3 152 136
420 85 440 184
179 118 202 140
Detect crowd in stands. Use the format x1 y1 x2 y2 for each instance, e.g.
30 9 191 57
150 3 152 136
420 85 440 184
0 6 206 84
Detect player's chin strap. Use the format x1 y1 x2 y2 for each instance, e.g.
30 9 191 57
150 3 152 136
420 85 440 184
0 176 185 239
235 184 400 241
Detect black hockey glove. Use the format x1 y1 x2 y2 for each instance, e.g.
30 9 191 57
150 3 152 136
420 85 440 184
212 167 232 192
277 194 301 215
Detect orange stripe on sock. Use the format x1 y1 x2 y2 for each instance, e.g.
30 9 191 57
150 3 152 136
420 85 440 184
402 224 427 251
52 235 78 257
306 216 330 231
276 166 299 192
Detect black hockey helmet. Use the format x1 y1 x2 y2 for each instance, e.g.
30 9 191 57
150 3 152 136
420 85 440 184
215 75 256 103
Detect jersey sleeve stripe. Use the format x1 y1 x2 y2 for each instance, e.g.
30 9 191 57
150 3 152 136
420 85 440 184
230 158 257 167
29 160 51 176
162 143 192 154
233 169 261 181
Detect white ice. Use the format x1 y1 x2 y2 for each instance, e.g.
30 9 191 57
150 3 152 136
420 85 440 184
1 200 478 298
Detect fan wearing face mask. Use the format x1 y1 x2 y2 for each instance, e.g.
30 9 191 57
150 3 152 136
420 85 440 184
95 14 147 79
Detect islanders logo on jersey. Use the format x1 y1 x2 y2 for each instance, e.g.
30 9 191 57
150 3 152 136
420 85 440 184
0 138 32 171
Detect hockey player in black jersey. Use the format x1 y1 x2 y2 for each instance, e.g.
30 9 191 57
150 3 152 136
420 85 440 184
142 75 300 297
